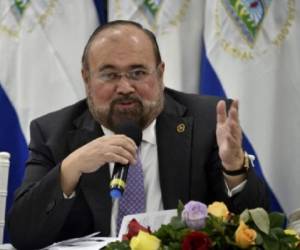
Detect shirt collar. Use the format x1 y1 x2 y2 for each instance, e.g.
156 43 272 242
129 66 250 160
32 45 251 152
142 119 156 145
101 119 157 145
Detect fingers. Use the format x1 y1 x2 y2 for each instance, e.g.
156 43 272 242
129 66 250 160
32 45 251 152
216 99 244 170
216 100 227 124
105 134 137 155
100 134 138 165
228 100 241 140
67 134 139 175
217 99 239 123
228 99 239 123
104 144 136 165
216 99 242 146
217 99 240 124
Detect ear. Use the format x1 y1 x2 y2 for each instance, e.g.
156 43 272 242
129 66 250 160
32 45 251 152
157 62 165 90
81 67 90 85
157 62 165 78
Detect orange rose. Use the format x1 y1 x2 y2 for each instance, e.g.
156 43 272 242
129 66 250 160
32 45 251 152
235 220 257 249
207 201 229 221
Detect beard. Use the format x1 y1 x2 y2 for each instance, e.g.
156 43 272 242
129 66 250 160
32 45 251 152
87 90 164 132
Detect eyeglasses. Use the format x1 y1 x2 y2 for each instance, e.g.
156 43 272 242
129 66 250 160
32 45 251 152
93 67 158 84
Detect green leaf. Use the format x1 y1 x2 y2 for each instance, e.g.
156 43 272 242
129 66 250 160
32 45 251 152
240 209 250 223
168 242 182 250
269 227 281 240
154 223 190 246
105 240 131 250
177 200 184 219
255 232 263 245
249 208 270 234
269 212 285 228
170 216 185 230
167 200 186 230
261 234 280 250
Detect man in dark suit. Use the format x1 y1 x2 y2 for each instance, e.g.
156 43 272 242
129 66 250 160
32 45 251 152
7 20 269 249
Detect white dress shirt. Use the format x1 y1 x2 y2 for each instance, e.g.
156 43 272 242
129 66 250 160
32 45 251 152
101 120 163 236
64 119 247 236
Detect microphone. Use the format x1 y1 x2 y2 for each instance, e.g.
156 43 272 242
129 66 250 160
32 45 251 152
110 122 142 199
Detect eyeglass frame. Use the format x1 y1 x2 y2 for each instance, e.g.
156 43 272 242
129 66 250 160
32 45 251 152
89 64 162 85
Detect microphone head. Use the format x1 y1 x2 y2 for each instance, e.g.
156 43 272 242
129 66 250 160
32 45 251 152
115 122 142 146
110 188 122 199
110 122 142 199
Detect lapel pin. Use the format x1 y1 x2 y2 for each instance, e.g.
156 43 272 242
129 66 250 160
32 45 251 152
176 123 186 133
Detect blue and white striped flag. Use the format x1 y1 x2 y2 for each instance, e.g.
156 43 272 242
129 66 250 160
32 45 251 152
108 0 204 93
201 0 300 214
0 0 99 242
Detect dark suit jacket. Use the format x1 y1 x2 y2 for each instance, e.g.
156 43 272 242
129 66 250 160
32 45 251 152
7 88 269 250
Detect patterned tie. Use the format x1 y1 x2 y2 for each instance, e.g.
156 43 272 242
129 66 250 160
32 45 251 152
117 149 145 233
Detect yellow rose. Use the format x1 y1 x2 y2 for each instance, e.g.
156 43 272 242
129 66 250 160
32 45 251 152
284 229 300 246
284 229 299 237
235 220 257 249
207 201 229 220
130 231 160 250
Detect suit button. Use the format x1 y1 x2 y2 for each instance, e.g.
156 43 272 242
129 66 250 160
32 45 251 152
46 200 56 214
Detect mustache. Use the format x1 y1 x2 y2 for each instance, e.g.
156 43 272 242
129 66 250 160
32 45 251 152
111 95 143 106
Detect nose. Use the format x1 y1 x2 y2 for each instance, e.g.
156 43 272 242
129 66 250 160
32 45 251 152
115 76 135 95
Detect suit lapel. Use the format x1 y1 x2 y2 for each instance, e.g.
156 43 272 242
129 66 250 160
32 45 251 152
156 94 193 209
67 110 111 235
65 93 194 231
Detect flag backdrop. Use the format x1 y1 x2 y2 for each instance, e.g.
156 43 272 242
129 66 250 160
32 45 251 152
1 0 299 244
201 0 300 214
108 0 204 93
0 0 99 242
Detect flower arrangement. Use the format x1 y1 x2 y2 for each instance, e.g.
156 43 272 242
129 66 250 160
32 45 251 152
105 201 300 250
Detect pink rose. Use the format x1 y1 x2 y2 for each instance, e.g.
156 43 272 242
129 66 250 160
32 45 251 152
182 201 208 229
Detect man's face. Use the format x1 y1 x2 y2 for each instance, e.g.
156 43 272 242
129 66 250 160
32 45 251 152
82 25 165 131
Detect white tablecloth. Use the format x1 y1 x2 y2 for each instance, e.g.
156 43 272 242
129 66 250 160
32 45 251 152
0 244 15 250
